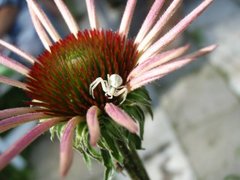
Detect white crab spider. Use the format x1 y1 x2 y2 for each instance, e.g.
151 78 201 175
89 74 128 104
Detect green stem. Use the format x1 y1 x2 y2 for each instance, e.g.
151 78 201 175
117 141 150 180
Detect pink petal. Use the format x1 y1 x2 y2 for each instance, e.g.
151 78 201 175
60 116 81 177
105 103 138 133
119 0 137 37
139 0 214 62
0 75 28 90
0 117 62 170
53 0 79 35
28 5 52 51
137 0 182 52
0 40 36 64
128 44 190 80
129 45 217 90
129 58 193 90
135 0 165 44
0 112 49 133
85 0 99 29
181 44 217 60
86 106 100 146
26 0 61 42
0 107 41 119
0 55 30 76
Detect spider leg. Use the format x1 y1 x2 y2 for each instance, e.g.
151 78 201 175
89 78 108 99
107 94 113 99
115 87 128 104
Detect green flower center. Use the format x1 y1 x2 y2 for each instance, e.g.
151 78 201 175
26 30 139 116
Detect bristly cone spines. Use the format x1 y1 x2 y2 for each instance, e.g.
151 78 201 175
26 30 139 116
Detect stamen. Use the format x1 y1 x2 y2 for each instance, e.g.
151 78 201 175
27 30 138 116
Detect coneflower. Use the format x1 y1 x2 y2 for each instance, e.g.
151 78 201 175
0 0 215 179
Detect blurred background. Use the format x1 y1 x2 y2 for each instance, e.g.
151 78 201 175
0 0 240 179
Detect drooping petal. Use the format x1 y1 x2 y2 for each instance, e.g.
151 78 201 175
28 5 52 51
0 117 62 170
60 116 81 177
0 40 36 64
0 107 42 119
119 0 137 37
85 0 99 29
129 45 217 90
137 0 182 52
0 55 30 76
139 0 214 62
182 44 217 59
53 0 79 35
134 0 165 44
86 106 100 146
129 59 192 90
128 44 190 79
0 112 49 133
0 75 28 90
26 0 61 42
105 103 138 133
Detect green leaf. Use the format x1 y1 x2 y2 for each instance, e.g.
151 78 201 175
123 87 153 119
128 133 142 149
101 116 125 140
101 130 123 163
49 122 66 141
122 105 145 139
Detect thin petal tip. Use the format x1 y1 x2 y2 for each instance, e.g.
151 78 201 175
205 44 218 51
130 123 139 134
105 103 139 134
86 106 100 147
90 139 98 147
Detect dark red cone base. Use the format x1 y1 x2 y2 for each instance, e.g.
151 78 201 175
26 30 138 116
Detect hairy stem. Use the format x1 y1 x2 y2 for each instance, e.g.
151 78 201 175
117 140 150 180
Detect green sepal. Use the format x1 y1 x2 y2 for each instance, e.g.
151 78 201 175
48 87 152 180
128 133 142 150
124 87 153 119
49 121 66 141
122 104 145 139
100 130 124 163
74 122 102 163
